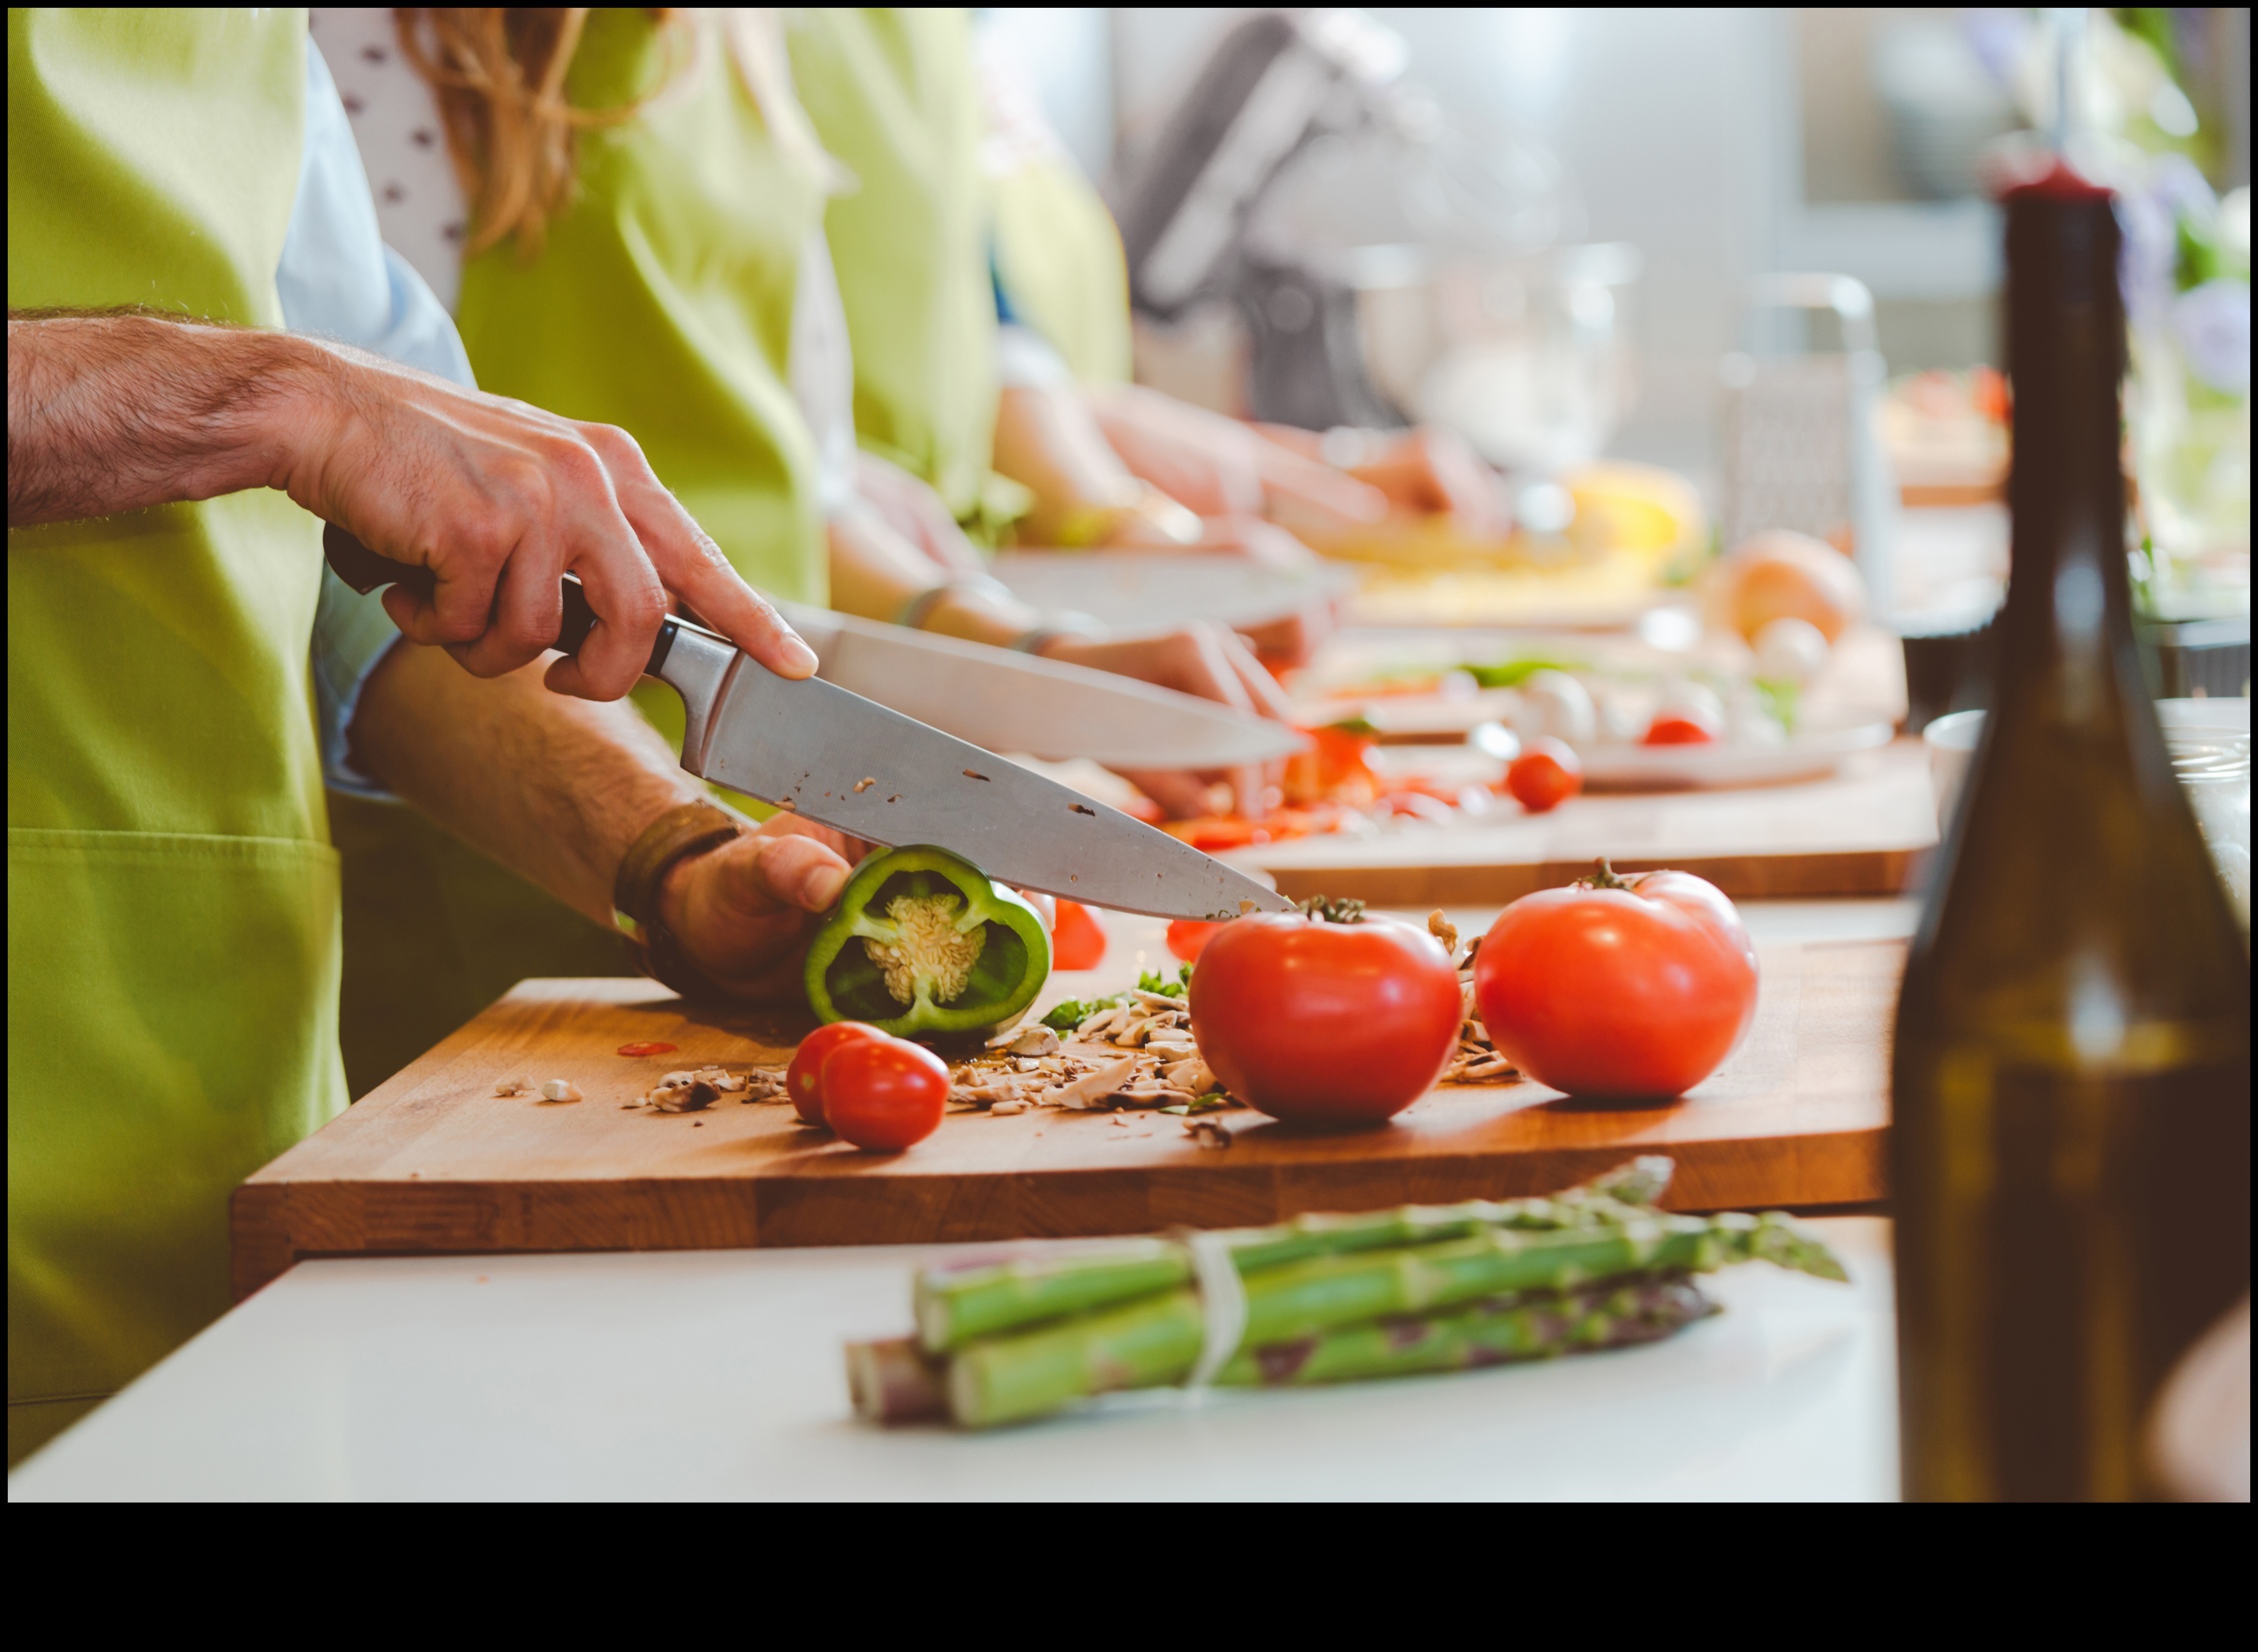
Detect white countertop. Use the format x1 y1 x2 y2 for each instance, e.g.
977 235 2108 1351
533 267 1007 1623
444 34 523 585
11 898 1917 1501
11 1217 1896 1502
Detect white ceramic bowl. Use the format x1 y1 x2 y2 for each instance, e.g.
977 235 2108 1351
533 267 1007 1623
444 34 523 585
1925 698 2251 929
1926 698 2250 828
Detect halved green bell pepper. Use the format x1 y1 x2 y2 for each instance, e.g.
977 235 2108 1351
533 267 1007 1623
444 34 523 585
803 845 1052 1039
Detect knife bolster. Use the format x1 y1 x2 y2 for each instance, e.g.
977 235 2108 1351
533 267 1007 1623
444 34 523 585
656 626 743 784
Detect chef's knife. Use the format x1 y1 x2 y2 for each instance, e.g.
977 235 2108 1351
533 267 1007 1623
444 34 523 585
774 602 1303 768
323 527 1295 920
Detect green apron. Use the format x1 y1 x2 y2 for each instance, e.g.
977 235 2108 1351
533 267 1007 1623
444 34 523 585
7 8 339 1464
457 7 828 607
990 157 1134 385
787 8 1027 541
332 8 834 1095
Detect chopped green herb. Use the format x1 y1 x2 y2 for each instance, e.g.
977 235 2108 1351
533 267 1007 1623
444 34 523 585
1043 963 1193 1032
1137 963 1194 998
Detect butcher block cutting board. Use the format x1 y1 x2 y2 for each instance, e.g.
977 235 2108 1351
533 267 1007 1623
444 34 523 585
233 940 1902 1298
1247 738 1939 907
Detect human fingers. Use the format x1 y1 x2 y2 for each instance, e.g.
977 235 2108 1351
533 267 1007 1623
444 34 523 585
661 829 853 994
1350 427 1500 532
752 811 871 866
582 422 820 681
1249 434 1389 525
1096 410 1260 518
1113 766 1219 821
1217 629 1299 723
1193 516 1320 570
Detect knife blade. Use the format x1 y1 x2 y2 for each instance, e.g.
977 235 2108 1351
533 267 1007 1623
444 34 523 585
774 601 1305 768
322 527 1296 920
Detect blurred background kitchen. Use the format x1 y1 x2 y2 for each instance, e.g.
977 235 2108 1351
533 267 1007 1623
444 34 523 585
984 6 2249 697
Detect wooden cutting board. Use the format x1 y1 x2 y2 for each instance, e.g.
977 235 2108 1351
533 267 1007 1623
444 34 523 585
232 940 1901 1297
1249 738 1938 906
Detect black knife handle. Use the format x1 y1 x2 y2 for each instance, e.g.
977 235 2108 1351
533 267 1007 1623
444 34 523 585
322 523 677 678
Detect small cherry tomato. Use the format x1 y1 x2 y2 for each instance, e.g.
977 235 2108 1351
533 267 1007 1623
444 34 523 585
1166 919 1224 961
786 1021 888 1125
1643 711 1719 745
1505 737 1583 813
1473 861 1758 1099
1050 900 1108 970
821 1035 950 1151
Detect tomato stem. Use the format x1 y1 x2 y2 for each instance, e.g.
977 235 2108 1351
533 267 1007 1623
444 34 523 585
1296 894 1367 924
1579 857 1637 891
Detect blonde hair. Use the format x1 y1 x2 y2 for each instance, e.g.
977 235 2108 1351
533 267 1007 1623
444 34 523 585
397 7 842 260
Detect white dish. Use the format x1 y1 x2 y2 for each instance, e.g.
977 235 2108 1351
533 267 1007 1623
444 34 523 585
988 550 1355 632
1577 717 1897 790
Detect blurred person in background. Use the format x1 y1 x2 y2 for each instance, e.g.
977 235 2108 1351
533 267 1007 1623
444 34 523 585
324 6 1293 1089
788 11 1502 626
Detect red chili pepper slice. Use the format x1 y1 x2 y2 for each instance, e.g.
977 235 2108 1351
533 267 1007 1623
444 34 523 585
616 1041 678 1057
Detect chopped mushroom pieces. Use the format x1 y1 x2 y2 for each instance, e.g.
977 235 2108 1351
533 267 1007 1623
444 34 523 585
1439 957 1519 1083
1044 1055 1146 1110
493 1076 535 1097
538 1080 583 1103
647 1078 718 1112
999 1024 1061 1056
1428 909 1459 954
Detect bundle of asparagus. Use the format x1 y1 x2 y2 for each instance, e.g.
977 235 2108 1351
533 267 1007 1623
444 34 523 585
846 1158 1849 1429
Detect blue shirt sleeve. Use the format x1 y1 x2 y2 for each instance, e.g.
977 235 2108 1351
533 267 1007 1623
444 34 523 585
284 39 477 800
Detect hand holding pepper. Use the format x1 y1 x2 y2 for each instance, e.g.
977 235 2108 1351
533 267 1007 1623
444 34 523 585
659 820 1058 1008
656 815 861 1003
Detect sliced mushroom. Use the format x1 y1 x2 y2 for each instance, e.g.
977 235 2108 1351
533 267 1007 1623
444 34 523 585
1043 1054 1145 1111
1161 1057 1217 1096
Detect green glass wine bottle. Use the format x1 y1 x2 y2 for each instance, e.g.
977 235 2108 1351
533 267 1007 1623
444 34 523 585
1891 163 2251 1502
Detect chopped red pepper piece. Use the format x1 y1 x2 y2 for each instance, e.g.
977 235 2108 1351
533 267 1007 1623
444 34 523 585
1050 900 1108 970
616 1041 678 1057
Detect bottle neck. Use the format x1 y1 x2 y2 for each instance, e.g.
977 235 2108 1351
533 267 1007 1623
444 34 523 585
1994 188 2142 724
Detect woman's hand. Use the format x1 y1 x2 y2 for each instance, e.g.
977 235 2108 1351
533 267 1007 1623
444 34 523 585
1257 422 1507 538
1089 383 1389 529
850 450 987 575
1041 623 1298 820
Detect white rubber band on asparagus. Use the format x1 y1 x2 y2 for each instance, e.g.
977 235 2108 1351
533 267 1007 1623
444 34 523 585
1184 1230 1247 1391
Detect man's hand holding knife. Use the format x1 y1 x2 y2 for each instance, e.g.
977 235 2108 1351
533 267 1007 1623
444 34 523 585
11 311 1284 1009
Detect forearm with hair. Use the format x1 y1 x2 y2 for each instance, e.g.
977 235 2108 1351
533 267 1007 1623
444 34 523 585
348 638 705 927
5 310 327 527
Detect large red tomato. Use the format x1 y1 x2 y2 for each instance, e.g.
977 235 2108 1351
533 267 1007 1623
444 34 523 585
1473 863 1757 1098
1188 906 1461 1127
